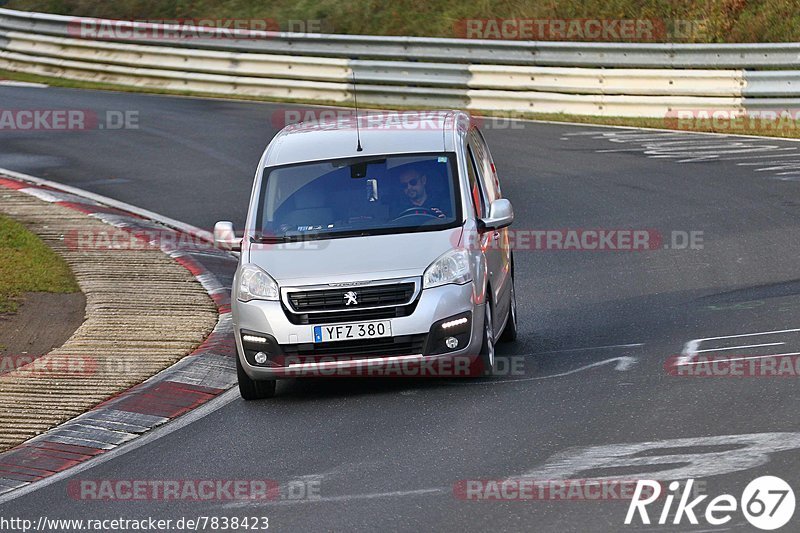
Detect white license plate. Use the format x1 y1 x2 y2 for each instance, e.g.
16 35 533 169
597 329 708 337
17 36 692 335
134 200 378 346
313 321 392 343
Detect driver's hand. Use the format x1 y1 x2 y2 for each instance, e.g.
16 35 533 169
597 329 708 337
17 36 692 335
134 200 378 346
430 207 446 218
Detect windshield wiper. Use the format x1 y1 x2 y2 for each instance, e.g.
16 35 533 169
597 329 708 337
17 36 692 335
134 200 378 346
252 233 336 243
251 234 296 243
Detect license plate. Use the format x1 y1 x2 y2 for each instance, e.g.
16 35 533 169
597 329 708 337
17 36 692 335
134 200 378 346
313 321 392 343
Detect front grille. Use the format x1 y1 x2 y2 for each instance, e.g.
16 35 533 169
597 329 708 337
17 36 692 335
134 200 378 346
282 334 427 360
285 302 417 325
287 283 415 312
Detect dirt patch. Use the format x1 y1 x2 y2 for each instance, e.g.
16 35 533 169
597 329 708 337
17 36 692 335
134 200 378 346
0 291 85 360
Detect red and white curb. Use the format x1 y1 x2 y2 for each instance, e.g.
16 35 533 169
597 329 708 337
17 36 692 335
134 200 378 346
0 171 237 495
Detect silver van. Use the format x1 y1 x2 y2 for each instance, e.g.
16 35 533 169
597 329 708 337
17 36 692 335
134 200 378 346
215 110 517 399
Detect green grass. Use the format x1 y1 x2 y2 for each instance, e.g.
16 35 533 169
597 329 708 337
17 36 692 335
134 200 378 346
0 214 80 314
7 0 800 43
4 67 800 139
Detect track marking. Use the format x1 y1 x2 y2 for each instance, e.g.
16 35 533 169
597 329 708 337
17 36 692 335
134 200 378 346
529 343 643 355
220 487 446 508
688 327 800 342
0 388 240 505
512 432 800 482
0 167 212 241
563 129 800 177
695 342 785 353
243 432 800 509
679 328 800 365
453 356 638 387
679 352 800 365
0 170 241 505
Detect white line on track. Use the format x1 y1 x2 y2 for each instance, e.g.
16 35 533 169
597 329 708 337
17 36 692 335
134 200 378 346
692 327 800 342
221 487 446 508
530 343 643 355
453 356 638 387
695 342 785 353
678 352 800 365
678 328 800 365
736 153 800 163
550 120 800 143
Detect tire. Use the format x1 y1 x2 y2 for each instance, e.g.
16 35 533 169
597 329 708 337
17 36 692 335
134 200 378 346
236 351 277 400
478 301 497 376
499 277 518 343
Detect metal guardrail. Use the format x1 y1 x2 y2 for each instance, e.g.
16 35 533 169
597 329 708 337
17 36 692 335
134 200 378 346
743 71 800 97
0 7 798 117
2 7 800 68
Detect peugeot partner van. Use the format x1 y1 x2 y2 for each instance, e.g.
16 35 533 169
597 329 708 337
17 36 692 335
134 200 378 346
215 110 517 399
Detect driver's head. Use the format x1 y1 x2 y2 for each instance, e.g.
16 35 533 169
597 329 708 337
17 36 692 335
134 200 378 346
398 168 427 202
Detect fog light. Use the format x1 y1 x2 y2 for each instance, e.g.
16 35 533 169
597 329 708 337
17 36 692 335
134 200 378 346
243 334 268 344
445 337 459 349
254 352 268 364
442 317 469 330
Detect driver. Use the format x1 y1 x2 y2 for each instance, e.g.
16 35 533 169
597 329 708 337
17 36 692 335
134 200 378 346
395 167 448 218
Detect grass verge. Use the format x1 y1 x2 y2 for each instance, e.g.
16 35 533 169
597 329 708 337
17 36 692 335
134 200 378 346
0 213 80 314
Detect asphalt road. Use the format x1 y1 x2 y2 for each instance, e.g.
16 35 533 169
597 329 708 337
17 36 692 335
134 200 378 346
2 86 800 532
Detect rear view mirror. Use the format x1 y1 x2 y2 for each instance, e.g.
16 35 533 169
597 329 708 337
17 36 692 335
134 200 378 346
214 221 242 252
479 199 514 232
366 179 379 202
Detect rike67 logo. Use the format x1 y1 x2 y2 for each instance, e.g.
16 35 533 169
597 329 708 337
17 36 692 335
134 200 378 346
626 476 795 530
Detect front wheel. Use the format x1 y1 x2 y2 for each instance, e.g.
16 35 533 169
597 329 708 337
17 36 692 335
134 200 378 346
478 302 497 376
236 351 277 400
499 278 518 343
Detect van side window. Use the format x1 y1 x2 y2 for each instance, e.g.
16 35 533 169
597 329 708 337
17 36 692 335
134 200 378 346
466 144 487 219
469 129 501 202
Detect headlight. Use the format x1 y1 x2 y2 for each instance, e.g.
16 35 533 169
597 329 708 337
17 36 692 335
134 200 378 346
238 264 279 302
423 249 472 289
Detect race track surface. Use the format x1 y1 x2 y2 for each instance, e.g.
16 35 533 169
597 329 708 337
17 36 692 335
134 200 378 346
2 86 800 532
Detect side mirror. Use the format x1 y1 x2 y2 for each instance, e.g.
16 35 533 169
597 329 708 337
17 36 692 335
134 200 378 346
214 221 242 252
479 199 514 232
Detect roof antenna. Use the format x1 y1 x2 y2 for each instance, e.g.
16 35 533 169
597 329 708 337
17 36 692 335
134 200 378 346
351 72 363 152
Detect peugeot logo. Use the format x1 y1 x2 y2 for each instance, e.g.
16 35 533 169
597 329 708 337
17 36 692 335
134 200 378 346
344 291 358 306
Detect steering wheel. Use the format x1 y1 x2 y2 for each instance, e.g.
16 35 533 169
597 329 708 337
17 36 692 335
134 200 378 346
392 207 442 221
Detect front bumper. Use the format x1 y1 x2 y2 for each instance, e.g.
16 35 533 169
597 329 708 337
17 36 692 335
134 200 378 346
233 281 485 380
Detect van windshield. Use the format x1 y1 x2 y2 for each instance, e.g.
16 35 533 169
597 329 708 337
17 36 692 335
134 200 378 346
255 153 461 241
